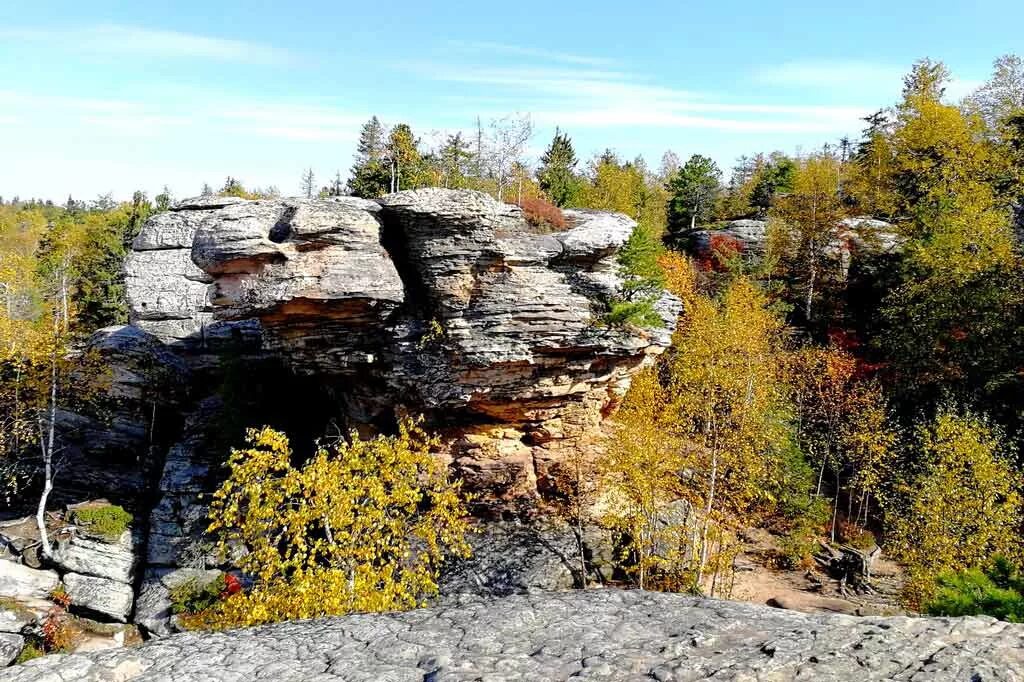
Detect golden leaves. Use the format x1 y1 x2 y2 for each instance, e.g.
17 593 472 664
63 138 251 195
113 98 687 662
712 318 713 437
204 417 470 628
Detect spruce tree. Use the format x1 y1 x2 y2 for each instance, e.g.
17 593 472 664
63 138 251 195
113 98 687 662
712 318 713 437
666 155 721 238
348 116 390 198
537 128 582 207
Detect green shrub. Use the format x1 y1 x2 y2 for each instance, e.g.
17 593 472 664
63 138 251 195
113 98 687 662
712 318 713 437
169 575 227 615
605 300 663 328
604 226 666 329
14 642 44 664
72 504 132 541
925 556 1024 621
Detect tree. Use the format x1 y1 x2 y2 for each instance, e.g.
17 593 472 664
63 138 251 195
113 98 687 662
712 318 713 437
537 128 582 207
605 225 666 328
749 154 796 216
666 155 721 239
348 117 390 198
437 133 473 189
154 186 172 212
769 153 846 324
582 153 650 220
658 151 681 181
666 277 791 585
599 368 689 590
205 417 471 627
965 54 1024 134
487 114 533 202
886 407 1022 607
384 124 424 193
789 347 896 537
301 168 316 199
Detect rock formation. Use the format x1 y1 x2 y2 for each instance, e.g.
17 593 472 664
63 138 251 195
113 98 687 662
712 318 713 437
0 189 679 647
688 217 902 277
4 589 1022 681
124 188 679 504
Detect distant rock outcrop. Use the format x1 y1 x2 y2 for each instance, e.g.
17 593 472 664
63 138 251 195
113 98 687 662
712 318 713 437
4 589 1022 681
689 216 902 277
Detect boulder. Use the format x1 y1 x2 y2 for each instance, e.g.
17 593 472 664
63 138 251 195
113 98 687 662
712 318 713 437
62 574 134 623
0 633 23 667
0 562 58 602
135 568 223 638
0 606 33 634
5 590 1024 681
52 532 135 585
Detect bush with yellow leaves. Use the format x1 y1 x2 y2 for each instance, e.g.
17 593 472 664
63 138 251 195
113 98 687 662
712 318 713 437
203 417 471 628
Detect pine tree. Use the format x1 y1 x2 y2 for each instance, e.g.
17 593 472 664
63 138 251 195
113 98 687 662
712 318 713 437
666 155 721 238
537 128 582 207
438 133 473 189
348 117 390 198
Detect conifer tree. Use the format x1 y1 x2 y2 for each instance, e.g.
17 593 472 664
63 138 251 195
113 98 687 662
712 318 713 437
666 155 721 239
348 116 390 198
537 128 582 207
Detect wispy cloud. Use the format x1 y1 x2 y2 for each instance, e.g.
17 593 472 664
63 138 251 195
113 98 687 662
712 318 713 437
753 61 905 89
1 24 294 65
0 89 369 142
416 62 869 135
448 40 615 67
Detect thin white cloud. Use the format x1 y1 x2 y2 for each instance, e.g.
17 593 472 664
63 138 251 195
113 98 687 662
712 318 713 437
753 61 905 89
0 89 369 142
418 63 869 135
449 40 614 67
2 24 294 65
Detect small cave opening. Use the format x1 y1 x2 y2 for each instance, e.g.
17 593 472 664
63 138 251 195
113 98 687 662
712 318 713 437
268 206 297 243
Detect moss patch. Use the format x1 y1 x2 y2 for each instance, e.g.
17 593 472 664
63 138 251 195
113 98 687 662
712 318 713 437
72 504 133 541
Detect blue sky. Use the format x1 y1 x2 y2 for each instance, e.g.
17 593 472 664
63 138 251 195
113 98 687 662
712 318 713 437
2 0 1022 202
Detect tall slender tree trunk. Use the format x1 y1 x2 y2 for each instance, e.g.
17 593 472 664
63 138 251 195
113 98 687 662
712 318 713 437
36 304 60 560
805 240 816 323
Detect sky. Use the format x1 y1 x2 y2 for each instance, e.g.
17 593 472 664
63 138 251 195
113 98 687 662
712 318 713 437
2 0 1023 203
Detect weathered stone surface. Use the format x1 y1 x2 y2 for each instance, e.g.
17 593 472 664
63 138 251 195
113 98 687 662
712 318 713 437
122 189 678 504
52 532 135 585
689 216 901 279
6 590 1024 681
62 574 134 623
0 607 33 635
0 633 23 667
49 326 188 505
135 568 223 638
0 562 58 602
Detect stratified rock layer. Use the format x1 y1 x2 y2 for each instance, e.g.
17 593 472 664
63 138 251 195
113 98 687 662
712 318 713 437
4 589 1022 681
124 189 679 502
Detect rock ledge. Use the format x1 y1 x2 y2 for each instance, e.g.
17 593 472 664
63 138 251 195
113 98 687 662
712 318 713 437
3 589 1021 681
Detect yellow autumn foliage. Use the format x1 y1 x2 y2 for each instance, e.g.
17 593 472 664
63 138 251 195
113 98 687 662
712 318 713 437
886 407 1022 607
205 417 471 628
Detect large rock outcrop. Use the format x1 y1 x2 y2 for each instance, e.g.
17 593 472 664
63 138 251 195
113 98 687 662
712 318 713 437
4 589 1022 681
123 189 679 501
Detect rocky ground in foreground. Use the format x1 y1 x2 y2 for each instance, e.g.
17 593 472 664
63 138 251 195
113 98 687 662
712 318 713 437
3 589 1022 682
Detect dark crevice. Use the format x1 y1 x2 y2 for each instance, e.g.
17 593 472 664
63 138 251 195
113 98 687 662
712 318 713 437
377 207 430 314
269 206 298 243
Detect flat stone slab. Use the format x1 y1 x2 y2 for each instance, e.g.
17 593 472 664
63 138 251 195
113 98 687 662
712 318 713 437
3 589 1024 680
0 562 59 602
0 633 22 667
62 574 133 623
53 532 135 584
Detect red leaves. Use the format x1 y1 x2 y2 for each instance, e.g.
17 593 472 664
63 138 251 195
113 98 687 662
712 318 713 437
697 233 744 272
222 573 242 598
516 197 567 231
